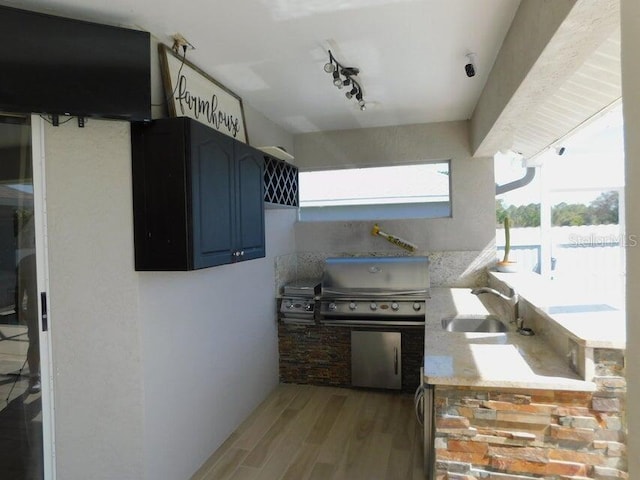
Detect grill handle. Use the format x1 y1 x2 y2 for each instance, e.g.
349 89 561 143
414 384 424 425
321 288 428 298
394 347 398 375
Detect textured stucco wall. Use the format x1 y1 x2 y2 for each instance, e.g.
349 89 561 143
243 103 295 155
622 0 640 477
44 119 145 479
293 121 495 260
139 105 295 480
140 208 296 480
44 108 295 480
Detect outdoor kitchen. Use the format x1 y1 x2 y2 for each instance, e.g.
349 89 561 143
0 1 634 480
272 247 627 478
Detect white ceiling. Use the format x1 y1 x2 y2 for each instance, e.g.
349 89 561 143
3 0 521 134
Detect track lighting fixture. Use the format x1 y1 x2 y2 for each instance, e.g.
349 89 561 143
324 50 366 111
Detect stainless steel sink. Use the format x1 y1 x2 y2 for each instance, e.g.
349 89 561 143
441 315 508 333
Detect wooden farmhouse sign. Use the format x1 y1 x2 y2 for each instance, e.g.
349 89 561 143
159 44 248 143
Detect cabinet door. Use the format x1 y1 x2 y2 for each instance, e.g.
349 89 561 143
190 122 235 268
235 142 265 261
351 331 402 390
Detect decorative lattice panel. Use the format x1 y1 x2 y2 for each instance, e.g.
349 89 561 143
263 155 299 207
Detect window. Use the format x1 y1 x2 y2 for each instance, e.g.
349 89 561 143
299 161 451 221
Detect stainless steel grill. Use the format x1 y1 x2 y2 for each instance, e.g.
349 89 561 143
319 256 429 326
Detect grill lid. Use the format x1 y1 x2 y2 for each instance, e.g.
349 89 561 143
321 256 429 298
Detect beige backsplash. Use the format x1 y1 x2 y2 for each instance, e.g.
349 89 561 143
274 248 496 294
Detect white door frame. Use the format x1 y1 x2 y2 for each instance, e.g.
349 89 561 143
31 115 56 480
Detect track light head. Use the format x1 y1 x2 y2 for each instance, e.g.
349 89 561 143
360 103 366 111
332 71 343 87
341 67 359 76
324 62 335 73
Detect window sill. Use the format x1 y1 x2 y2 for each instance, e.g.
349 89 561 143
298 202 451 222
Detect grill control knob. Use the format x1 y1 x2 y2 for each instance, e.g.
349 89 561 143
413 302 422 312
391 302 399 311
349 302 357 310
370 302 378 311
328 303 337 311
286 302 294 309
304 303 313 311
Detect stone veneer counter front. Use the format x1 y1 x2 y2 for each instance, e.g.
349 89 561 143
432 386 626 479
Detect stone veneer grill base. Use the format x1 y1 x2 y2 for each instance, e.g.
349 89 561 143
434 386 627 479
278 323 424 393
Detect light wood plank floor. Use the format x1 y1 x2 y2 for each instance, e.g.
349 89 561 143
191 384 424 480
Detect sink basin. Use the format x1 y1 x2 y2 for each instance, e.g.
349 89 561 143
441 315 508 333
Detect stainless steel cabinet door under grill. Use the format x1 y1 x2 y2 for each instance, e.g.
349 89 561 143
351 331 401 390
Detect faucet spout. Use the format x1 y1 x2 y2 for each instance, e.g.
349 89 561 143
470 287 517 304
471 286 532 334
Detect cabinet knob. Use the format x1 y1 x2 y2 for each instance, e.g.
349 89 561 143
240 251 245 256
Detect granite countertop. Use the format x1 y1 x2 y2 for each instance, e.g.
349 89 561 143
423 288 595 391
489 271 626 349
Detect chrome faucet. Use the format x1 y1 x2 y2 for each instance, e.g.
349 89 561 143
470 287 517 304
470 287 534 335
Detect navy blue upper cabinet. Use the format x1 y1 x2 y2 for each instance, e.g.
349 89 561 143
131 117 265 270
